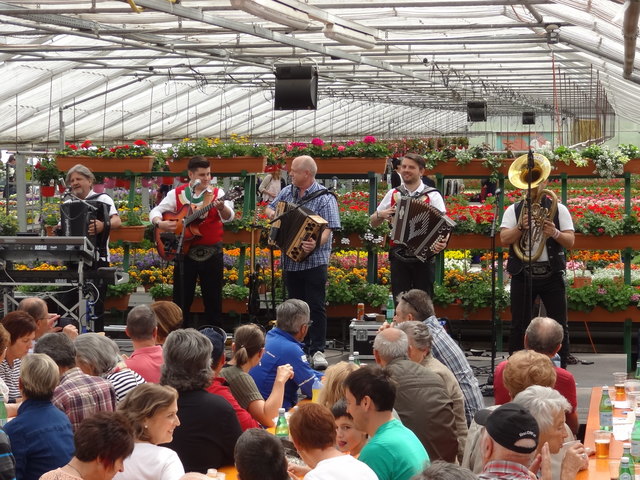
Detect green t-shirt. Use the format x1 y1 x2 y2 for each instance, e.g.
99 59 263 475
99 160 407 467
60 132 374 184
359 419 429 480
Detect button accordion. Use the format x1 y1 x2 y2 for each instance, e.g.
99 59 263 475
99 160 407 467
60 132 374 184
390 196 456 262
269 201 328 262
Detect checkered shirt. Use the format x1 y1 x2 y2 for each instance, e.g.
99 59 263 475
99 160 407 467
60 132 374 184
478 460 533 480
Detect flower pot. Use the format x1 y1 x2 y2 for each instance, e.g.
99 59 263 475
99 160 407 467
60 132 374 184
223 229 255 245
109 226 146 243
426 159 506 177
92 183 106 193
40 185 55 197
169 156 267 175
285 157 387 175
572 234 640 250
115 178 131 189
436 304 510 321
327 304 376 318
191 297 204 313
572 276 592 288
161 176 174 185
104 294 131 311
223 298 247 314
55 156 154 173
567 306 636 323
45 225 57 236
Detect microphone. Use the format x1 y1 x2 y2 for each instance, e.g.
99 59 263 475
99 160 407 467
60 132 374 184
494 188 502 198
191 179 201 188
58 177 71 196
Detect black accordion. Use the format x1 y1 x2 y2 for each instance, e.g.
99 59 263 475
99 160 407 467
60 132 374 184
269 201 328 262
60 198 111 261
390 196 456 262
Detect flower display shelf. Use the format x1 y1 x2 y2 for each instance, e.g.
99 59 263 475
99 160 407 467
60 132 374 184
109 226 146 243
223 298 247 314
447 234 498 250
436 304 510 321
572 234 640 250
168 156 266 174
567 306 636 323
285 157 387 175
327 303 376 318
104 294 131 311
223 229 256 245
427 159 507 177
55 156 154 173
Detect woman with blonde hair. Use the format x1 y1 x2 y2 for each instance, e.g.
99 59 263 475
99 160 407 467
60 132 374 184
316 361 358 409
116 383 184 480
150 301 183 345
219 324 293 427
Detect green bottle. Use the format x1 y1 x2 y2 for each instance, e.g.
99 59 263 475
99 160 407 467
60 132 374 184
635 361 640 380
619 457 633 480
631 409 640 462
623 442 636 469
599 386 613 431
275 408 289 438
385 294 395 323
0 400 6 427
353 352 361 366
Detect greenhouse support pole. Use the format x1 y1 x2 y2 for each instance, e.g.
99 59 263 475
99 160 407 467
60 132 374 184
367 171 378 284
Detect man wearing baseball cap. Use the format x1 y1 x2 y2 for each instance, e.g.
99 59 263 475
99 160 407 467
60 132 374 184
475 403 540 480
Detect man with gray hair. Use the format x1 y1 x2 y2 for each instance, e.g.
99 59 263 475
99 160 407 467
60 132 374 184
124 304 163 383
18 296 78 341
265 155 341 370
493 316 578 435
396 321 468 463
373 328 458 463
250 299 322 409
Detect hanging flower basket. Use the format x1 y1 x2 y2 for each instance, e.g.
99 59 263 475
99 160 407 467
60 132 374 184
285 157 387 175
161 176 174 185
93 184 106 193
40 185 56 197
109 226 146 243
168 156 267 174
115 178 131 189
55 156 154 173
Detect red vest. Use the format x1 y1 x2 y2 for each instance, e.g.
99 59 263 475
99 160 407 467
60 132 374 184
175 183 224 245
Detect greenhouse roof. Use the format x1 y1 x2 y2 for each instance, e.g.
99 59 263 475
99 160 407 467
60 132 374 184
0 0 638 149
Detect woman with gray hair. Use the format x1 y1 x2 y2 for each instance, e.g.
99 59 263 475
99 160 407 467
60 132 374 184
75 333 145 402
512 386 588 480
4 353 74 480
160 329 241 473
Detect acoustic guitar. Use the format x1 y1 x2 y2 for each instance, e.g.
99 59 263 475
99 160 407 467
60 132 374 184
155 185 244 261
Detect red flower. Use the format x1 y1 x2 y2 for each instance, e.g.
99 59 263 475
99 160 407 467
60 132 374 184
337 145 346 152
133 139 148 147
68 144 78 150
311 138 324 147
346 141 356 146
35 162 44 170
80 140 92 149
363 136 377 144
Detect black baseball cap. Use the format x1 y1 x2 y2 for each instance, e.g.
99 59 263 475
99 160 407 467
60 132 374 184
474 403 539 454
199 326 227 363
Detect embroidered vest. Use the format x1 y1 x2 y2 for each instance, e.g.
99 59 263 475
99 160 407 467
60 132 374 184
175 183 223 246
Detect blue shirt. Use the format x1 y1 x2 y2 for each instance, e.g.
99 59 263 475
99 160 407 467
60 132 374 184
249 328 322 409
269 182 341 271
4 399 74 480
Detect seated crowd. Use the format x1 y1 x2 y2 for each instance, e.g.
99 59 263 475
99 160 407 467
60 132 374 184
0 290 586 480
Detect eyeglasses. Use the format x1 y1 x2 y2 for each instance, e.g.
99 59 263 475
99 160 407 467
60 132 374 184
400 293 419 314
305 321 314 328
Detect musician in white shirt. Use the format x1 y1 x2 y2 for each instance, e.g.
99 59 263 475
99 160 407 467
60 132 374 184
370 153 448 302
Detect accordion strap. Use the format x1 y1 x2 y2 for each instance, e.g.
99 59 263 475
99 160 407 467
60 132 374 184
396 185 441 201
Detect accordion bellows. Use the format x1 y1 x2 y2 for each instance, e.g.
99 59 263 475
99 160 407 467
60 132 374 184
269 201 328 262
391 196 456 261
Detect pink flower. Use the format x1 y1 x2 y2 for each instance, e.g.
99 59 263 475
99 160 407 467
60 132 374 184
285 144 294 152
363 136 377 144
291 142 307 148
346 141 356 146
337 145 346 151
311 138 324 146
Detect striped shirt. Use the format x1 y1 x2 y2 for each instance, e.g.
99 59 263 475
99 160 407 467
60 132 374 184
269 182 341 271
0 359 21 402
106 368 146 403
52 367 116 431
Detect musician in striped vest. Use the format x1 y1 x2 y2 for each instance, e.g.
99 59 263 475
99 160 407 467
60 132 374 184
370 153 448 302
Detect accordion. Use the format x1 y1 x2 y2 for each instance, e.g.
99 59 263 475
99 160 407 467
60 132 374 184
60 199 111 261
390 196 456 262
269 201 328 262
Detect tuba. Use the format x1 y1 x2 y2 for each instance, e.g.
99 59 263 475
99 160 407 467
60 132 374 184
507 152 558 263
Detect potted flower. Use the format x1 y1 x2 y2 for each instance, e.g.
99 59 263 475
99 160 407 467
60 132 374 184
149 283 173 301
0 211 18 236
109 210 147 243
55 139 156 173
222 283 249 314
32 158 61 197
335 210 389 251
105 281 138 311
432 270 510 317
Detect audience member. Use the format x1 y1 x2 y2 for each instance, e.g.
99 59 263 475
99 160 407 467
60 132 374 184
0 426 14 480
0 325 10 398
125 305 163 382
513 386 587 480
34 333 116 430
201 327 259 430
75 333 146 402
389 289 484 424
344 365 428 480
221 323 293 427
494 317 578 434
374 328 457 462
151 301 183 345
4 353 74 480
396 321 467 462
0 311 37 402
316 361 358 409
411 460 477 480
18 297 77 341
116 383 185 480
161 329 241 472
474 404 539 480
288 403 377 480
331 399 368 458
234 428 290 480
250 300 322 409
40 411 134 480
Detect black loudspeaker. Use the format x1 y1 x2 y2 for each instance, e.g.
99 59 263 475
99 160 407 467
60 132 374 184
467 101 487 122
274 65 318 110
522 111 536 125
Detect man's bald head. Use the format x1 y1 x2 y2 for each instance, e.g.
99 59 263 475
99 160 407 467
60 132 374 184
373 328 409 365
524 316 563 356
18 297 49 339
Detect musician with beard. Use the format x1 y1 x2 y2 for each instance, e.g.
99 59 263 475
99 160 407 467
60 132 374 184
370 153 448 301
149 156 234 329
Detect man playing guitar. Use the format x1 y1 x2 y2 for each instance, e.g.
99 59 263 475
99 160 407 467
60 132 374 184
149 156 234 328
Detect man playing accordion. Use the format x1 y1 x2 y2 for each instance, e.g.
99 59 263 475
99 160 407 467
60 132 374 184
371 153 449 301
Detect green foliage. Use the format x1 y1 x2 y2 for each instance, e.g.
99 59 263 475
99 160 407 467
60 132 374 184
32 157 61 185
326 279 389 307
106 281 138 297
222 283 250 300
284 137 391 159
0 212 18 236
56 139 155 158
574 210 625 236
124 211 143 227
149 283 173 300
566 284 599 312
567 281 638 312
166 137 269 160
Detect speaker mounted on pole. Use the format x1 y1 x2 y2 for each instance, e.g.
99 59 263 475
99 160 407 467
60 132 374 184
274 65 318 110
467 101 487 122
522 111 536 125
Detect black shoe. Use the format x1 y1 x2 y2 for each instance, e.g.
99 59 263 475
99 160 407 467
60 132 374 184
566 354 579 365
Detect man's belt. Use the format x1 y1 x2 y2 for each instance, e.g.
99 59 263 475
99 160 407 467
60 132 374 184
522 261 553 277
187 243 222 262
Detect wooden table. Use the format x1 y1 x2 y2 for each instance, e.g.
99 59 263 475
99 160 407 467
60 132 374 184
577 387 624 480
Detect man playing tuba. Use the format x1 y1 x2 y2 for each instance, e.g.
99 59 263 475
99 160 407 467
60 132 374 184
500 153 575 368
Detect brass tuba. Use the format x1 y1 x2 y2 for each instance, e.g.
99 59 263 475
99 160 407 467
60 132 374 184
507 153 558 262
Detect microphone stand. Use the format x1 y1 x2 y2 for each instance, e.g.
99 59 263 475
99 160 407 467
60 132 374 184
525 148 535 333
485 189 503 393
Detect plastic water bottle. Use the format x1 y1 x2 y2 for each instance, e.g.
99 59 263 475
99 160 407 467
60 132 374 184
620 457 633 480
386 294 395 323
353 351 361 366
599 386 613 431
348 355 355 364
635 360 640 380
312 378 323 403
631 409 640 461
275 408 289 438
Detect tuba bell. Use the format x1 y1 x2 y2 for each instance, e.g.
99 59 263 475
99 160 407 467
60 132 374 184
507 152 558 263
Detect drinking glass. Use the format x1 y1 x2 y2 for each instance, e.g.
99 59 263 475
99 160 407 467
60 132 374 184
613 372 628 402
609 460 620 480
594 430 611 459
625 380 640 409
